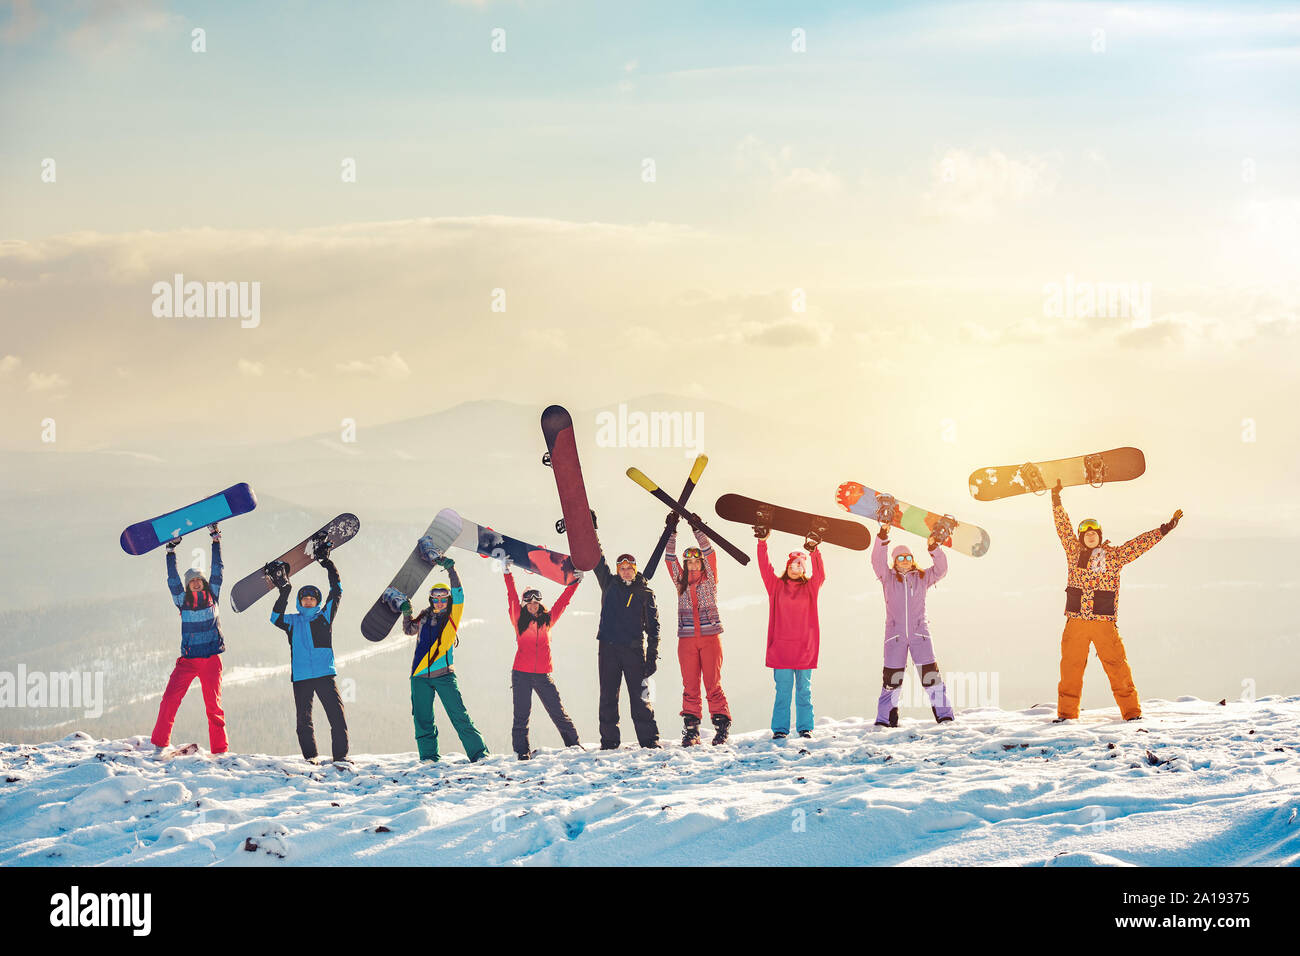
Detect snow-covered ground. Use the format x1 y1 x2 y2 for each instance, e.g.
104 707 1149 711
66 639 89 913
2 697 1297 867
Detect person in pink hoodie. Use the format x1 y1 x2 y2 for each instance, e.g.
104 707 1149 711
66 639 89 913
504 568 582 759
755 520 826 739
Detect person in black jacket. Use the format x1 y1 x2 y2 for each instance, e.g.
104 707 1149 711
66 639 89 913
269 540 349 763
593 552 661 749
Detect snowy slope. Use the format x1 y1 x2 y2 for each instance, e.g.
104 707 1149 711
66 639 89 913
2 697 1297 867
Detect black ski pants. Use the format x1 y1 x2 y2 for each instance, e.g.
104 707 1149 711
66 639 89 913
597 641 659 748
293 675 349 762
511 670 580 755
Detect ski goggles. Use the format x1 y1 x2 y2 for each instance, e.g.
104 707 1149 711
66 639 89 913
682 547 703 561
1077 518 1102 534
786 552 808 565
615 555 637 570
894 554 915 564
522 589 542 604
429 587 451 604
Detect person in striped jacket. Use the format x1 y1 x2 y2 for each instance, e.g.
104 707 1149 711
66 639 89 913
664 516 731 745
504 568 582 759
151 524 228 754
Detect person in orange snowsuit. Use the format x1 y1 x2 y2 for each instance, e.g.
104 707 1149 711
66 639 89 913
1050 479 1182 721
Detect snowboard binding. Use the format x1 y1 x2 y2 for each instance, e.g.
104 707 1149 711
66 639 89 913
1020 463 1047 495
380 586 408 614
263 559 290 587
930 514 958 547
416 534 444 566
311 534 333 562
1084 453 1108 488
555 509 597 535
753 506 774 540
804 521 829 552
874 493 898 526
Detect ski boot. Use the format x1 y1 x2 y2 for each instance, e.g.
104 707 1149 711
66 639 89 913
772 731 788 740
682 715 702 747
798 730 813 739
711 714 732 746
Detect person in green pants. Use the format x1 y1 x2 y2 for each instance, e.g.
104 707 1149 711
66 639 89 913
399 557 489 762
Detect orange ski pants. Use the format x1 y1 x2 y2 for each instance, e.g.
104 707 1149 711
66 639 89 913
1057 618 1140 720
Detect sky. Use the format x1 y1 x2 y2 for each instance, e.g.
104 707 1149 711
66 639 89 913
0 0 1297 521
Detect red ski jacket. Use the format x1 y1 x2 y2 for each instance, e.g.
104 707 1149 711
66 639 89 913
757 539 826 670
505 571 579 674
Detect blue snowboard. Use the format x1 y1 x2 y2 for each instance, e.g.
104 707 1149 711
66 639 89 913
119 483 258 555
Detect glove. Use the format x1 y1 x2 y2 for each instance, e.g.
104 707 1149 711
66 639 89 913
209 524 221 541
1160 509 1183 536
165 538 181 553
313 538 333 562
1051 479 1062 507
399 599 412 616
928 534 941 552
643 648 659 679
265 560 290 589
437 555 455 571
665 511 680 532
877 524 889 543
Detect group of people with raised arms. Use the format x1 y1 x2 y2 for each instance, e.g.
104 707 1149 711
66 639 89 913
148 484 1181 763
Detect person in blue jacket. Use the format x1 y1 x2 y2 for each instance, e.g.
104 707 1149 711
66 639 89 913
270 539 349 763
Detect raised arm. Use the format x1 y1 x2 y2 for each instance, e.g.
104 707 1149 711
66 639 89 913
208 539 224 599
593 554 612 590
549 578 581 628
664 531 682 584
270 582 293 641
448 566 465 630
1109 526 1164 569
694 526 718 582
870 535 890 582
809 546 826 594
321 557 341 623
756 538 777 593
504 570 522 624
924 545 949 587
165 549 184 608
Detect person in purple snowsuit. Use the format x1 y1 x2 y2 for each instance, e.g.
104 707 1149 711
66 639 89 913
870 525 953 727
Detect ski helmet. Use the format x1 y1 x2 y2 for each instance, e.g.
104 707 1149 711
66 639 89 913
429 583 452 604
615 553 637 568
1077 518 1103 543
521 588 542 604
682 547 703 563
297 584 322 605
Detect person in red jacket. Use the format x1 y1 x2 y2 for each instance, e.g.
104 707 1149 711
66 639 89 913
755 517 826 739
505 568 582 759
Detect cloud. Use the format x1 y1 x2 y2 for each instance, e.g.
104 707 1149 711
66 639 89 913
237 359 264 377
26 371 67 391
734 135 843 195
921 148 1060 222
738 317 832 348
0 355 19 374
336 351 411 379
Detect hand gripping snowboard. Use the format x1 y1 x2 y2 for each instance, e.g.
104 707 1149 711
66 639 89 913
968 447 1146 502
627 468 750 566
715 494 871 551
835 482 989 557
541 405 601 571
360 509 462 643
229 513 361 612
642 454 708 580
120 482 258 555
447 511 578 586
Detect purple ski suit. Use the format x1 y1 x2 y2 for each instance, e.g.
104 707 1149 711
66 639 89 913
871 537 953 726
